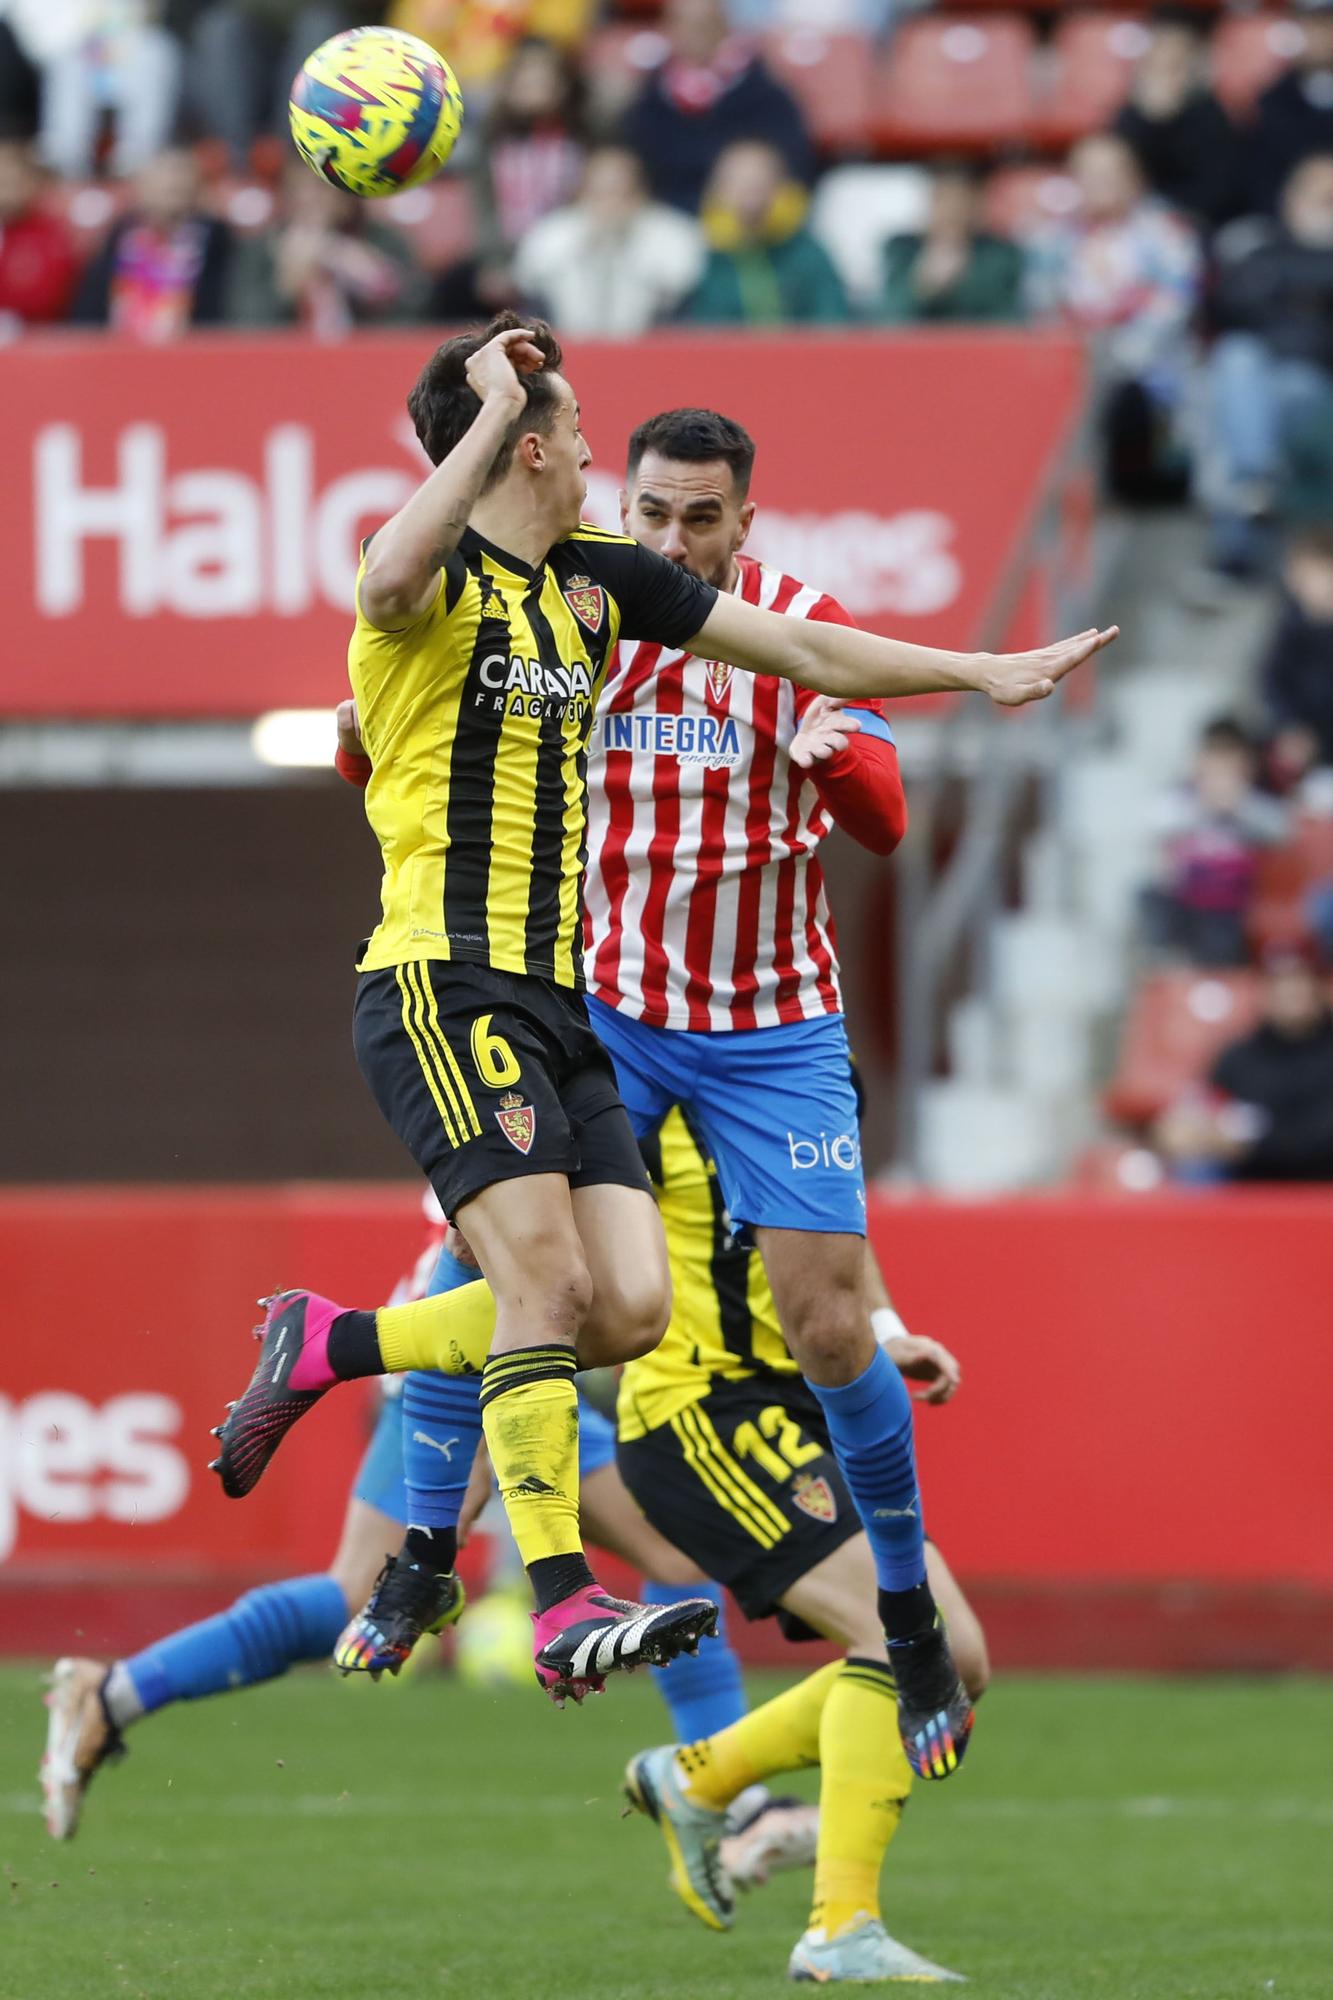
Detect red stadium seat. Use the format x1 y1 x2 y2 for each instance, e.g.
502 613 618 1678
1211 14 1305 119
379 176 475 272
1248 815 1333 950
1103 970 1261 1127
984 163 1080 238
1036 13 1150 150
763 31 875 155
873 16 1040 157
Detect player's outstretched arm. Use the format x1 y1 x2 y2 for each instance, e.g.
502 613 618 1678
358 327 544 631
689 593 1118 708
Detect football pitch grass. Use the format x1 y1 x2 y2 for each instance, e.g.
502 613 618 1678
1 1664 1329 2000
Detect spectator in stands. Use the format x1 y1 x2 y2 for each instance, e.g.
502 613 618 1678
72 145 231 337
1142 716 1288 967
1206 155 1333 576
687 137 847 325
1156 939 1333 1181
514 144 703 337
622 0 813 216
878 164 1024 325
1262 529 1333 786
187 3 357 172
11 0 182 179
228 157 419 333
0 136 76 330
0 16 39 139
388 0 594 100
427 36 586 323
1113 16 1244 234
1250 0 1333 216
1028 133 1201 502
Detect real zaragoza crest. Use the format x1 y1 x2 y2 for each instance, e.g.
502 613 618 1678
704 660 734 705
791 1472 837 1523
495 1091 536 1154
563 574 605 634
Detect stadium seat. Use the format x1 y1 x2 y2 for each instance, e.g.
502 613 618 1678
380 177 475 272
1103 970 1261 1127
1210 14 1305 118
873 15 1040 156
984 163 1080 239
810 163 930 305
763 31 875 155
1036 13 1150 150
1247 815 1333 950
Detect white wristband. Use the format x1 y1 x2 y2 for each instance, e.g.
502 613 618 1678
871 1306 910 1349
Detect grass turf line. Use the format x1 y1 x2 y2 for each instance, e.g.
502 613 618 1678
2 1665 1330 1999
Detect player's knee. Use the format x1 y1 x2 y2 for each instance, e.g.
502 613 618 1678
785 1290 872 1383
496 1249 594 1339
597 1266 670 1360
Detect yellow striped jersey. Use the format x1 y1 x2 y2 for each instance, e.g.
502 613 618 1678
351 524 716 988
617 1106 798 1442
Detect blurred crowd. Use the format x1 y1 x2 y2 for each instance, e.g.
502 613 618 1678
2 0 1333 577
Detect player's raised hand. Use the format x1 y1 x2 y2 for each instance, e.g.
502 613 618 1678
972 626 1119 707
790 694 861 770
465 325 546 408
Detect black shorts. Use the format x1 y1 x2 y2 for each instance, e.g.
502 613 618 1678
353 960 651 1220
616 1376 861 1630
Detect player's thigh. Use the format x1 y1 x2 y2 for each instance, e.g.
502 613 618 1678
579 1461 707 1585
776 1531 886 1660
583 993 693 1139
571 1177 671 1364
754 1225 873 1388
926 1540 990 1700
456 1172 592 1344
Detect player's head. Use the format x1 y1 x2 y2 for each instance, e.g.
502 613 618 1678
621 408 756 590
407 312 589 531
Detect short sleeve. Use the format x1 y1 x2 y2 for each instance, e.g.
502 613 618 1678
573 535 718 647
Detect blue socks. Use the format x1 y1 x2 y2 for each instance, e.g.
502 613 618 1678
403 1243 486 1533
641 1580 745 1741
810 1349 928 1595
111 1574 348 1721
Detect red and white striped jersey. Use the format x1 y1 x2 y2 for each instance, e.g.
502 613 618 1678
583 554 879 1032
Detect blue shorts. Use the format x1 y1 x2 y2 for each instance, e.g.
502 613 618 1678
585 998 866 1237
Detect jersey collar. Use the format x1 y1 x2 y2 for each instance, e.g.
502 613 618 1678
459 525 545 582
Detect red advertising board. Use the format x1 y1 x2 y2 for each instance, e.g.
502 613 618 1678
0 331 1083 717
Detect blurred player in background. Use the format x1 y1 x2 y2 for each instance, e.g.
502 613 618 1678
39 1208 763 1842
619 1102 986 1984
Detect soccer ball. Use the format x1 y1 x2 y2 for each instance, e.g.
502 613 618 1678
454 1591 534 1691
289 26 464 200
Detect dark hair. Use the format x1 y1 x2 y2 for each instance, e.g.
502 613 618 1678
1200 714 1254 755
407 312 565 486
487 36 586 141
626 408 757 496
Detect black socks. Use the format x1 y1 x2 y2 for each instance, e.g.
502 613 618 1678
326 1310 383 1381
528 1552 597 1614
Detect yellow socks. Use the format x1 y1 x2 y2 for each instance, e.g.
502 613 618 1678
478 1347 584 1567
811 1657 912 1939
375 1284 497 1377
676 1661 843 1811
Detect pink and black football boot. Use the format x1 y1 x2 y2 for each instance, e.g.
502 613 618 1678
531 1586 719 1707
210 1289 347 1498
